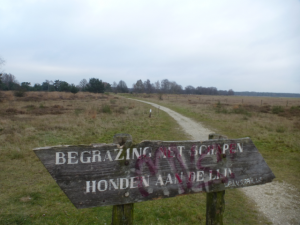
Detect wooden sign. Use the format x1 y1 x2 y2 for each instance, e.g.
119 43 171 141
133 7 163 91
33 136 275 209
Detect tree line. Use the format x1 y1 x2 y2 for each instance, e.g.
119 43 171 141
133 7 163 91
0 52 234 98
131 79 234 95
0 74 113 94
0 58 234 96
0 73 234 96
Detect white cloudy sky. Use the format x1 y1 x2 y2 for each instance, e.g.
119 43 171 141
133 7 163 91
0 0 299 93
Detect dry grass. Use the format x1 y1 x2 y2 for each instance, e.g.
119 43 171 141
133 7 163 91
0 91 272 224
130 93 300 107
126 93 300 189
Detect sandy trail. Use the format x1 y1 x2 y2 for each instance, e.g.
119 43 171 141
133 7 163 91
130 98 300 225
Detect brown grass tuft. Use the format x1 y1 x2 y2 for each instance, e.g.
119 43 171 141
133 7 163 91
20 196 32 202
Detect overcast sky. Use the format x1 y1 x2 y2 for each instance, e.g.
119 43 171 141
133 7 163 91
0 0 299 93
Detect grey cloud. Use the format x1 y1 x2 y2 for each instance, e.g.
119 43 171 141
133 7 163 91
0 0 299 92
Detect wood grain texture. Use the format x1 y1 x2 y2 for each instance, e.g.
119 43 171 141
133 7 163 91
111 133 134 225
206 133 226 225
112 204 134 225
33 137 275 209
206 191 225 225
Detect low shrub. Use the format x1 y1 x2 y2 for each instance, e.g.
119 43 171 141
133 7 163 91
293 121 300 130
9 150 24 160
74 108 84 116
115 106 125 114
14 90 26 97
289 106 300 117
272 105 284 114
276 126 286 133
128 104 135 109
110 99 116 104
6 108 18 114
24 105 35 110
215 101 228 114
260 105 271 113
231 105 251 116
101 104 111 114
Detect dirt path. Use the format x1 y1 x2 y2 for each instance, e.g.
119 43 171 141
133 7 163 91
130 98 300 225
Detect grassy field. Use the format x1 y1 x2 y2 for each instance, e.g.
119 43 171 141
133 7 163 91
124 93 300 189
0 91 271 225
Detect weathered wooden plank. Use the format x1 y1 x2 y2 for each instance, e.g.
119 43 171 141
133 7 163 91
33 137 275 209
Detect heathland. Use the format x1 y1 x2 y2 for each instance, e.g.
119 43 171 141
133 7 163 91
125 93 300 189
1 91 299 224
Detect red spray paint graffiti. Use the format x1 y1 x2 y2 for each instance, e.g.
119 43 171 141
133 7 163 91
135 142 237 196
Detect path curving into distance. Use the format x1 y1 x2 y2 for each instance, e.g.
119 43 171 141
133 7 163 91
129 98 300 225
130 99 212 140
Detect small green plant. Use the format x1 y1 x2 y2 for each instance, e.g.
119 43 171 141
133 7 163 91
101 104 111 114
290 105 300 111
231 105 251 116
260 105 270 113
115 106 125 114
39 103 45 108
272 105 284 114
74 109 83 116
215 101 228 114
215 101 222 111
133 109 139 116
9 150 24 160
242 116 248 120
24 105 35 111
276 126 286 133
110 99 116 104
289 106 300 117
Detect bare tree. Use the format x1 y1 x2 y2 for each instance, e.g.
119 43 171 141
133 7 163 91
78 79 88 90
161 79 170 93
143 79 153 93
185 85 195 94
154 80 160 91
1 73 18 85
170 82 182 94
228 89 234 95
0 57 4 86
117 80 129 93
133 79 144 93
111 81 118 93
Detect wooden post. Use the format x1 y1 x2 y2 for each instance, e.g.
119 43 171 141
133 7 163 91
111 134 134 225
206 191 225 225
112 204 134 225
206 133 227 225
149 109 152 118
